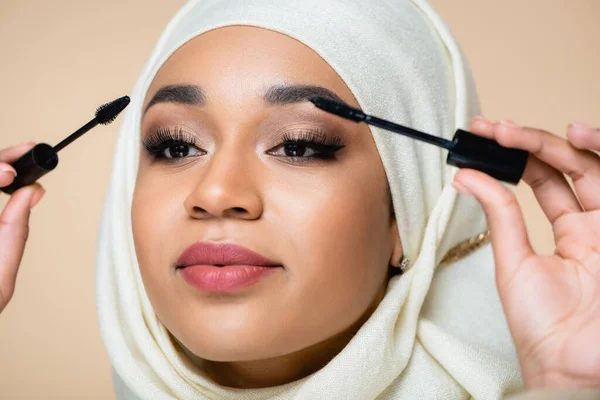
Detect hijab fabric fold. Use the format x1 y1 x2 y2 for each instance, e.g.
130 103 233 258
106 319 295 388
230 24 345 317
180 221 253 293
96 0 523 398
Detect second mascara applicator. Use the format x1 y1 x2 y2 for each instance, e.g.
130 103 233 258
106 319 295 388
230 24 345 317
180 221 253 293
309 97 528 184
1 96 130 195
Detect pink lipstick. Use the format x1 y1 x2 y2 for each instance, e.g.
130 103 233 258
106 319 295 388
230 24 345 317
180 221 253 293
176 242 281 293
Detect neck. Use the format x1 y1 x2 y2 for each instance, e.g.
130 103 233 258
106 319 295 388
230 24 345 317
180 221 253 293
201 282 387 388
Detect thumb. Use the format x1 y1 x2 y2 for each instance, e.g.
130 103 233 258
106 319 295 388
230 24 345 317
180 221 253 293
0 185 41 312
452 169 535 287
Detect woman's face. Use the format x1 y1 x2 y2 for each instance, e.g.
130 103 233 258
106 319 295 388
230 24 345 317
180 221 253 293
133 26 402 372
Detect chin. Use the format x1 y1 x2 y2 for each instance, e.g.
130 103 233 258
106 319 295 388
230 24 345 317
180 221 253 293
177 331 291 362
165 308 297 362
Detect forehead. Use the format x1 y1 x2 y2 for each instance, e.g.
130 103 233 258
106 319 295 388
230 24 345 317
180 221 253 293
144 26 359 107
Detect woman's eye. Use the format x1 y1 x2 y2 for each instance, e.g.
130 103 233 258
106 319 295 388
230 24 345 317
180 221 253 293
267 130 345 162
268 139 344 162
142 126 204 162
162 144 200 159
274 143 319 158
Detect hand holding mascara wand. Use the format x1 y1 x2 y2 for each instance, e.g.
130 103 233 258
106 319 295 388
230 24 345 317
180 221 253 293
309 96 529 184
309 98 600 390
0 96 130 195
0 95 129 313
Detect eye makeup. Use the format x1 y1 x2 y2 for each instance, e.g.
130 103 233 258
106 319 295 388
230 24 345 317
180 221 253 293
143 126 204 161
267 129 345 163
142 123 346 165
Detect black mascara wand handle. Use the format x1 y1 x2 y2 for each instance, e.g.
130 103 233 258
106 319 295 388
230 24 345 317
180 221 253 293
53 95 129 153
0 95 130 195
1 117 100 195
447 129 528 184
309 96 528 184
0 144 59 195
308 96 455 150
363 114 455 150
53 119 99 153
366 116 529 184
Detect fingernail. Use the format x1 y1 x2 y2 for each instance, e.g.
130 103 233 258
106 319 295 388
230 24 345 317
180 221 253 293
0 165 17 176
473 116 492 124
29 188 45 208
15 140 36 147
452 180 472 196
569 122 590 130
499 120 520 128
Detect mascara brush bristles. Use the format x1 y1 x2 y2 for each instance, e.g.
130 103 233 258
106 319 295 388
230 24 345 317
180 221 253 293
96 95 130 125
53 95 130 153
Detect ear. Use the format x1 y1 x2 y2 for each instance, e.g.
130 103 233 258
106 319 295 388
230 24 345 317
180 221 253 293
388 218 404 268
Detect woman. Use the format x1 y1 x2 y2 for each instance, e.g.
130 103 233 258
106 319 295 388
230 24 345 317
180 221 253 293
1 0 599 398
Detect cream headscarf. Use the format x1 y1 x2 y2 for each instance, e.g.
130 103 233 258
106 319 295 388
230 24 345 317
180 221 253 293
96 0 524 398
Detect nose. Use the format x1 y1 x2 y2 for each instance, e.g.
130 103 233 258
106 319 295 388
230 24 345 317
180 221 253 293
183 146 263 220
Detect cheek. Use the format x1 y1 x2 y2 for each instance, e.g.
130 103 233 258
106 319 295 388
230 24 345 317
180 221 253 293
265 163 392 332
131 174 185 298
129 155 393 362
275 175 390 275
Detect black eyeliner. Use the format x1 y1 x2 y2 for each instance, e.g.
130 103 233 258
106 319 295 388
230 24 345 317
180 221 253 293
280 130 344 151
274 129 344 161
143 127 199 158
143 126 345 162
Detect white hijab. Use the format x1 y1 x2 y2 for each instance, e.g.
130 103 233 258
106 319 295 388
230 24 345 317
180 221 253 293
96 0 523 398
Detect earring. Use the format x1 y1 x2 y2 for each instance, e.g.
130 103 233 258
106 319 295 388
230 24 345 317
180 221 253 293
399 257 410 272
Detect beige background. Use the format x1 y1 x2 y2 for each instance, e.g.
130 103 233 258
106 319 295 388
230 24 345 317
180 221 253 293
0 1 598 398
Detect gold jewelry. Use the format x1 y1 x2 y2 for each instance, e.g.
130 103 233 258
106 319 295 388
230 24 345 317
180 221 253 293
439 230 490 265
395 230 489 275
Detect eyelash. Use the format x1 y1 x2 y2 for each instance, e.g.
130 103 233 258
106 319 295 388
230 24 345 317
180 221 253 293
273 131 345 163
143 127 199 159
142 127 345 164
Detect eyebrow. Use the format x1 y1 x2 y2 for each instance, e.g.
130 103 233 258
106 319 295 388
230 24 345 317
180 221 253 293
144 85 205 115
263 84 346 105
142 83 347 116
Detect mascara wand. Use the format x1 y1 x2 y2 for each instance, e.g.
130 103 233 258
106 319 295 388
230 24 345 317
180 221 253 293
1 95 130 195
309 96 528 184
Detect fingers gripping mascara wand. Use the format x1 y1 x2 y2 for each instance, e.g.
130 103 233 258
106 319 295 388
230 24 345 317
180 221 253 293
309 97 528 184
1 96 130 195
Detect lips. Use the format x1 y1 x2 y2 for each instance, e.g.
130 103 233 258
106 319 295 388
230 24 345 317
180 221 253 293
176 242 280 268
176 242 282 293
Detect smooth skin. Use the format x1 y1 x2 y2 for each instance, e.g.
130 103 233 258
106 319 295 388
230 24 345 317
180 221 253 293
0 141 45 313
452 119 600 389
1 26 598 391
133 27 403 388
